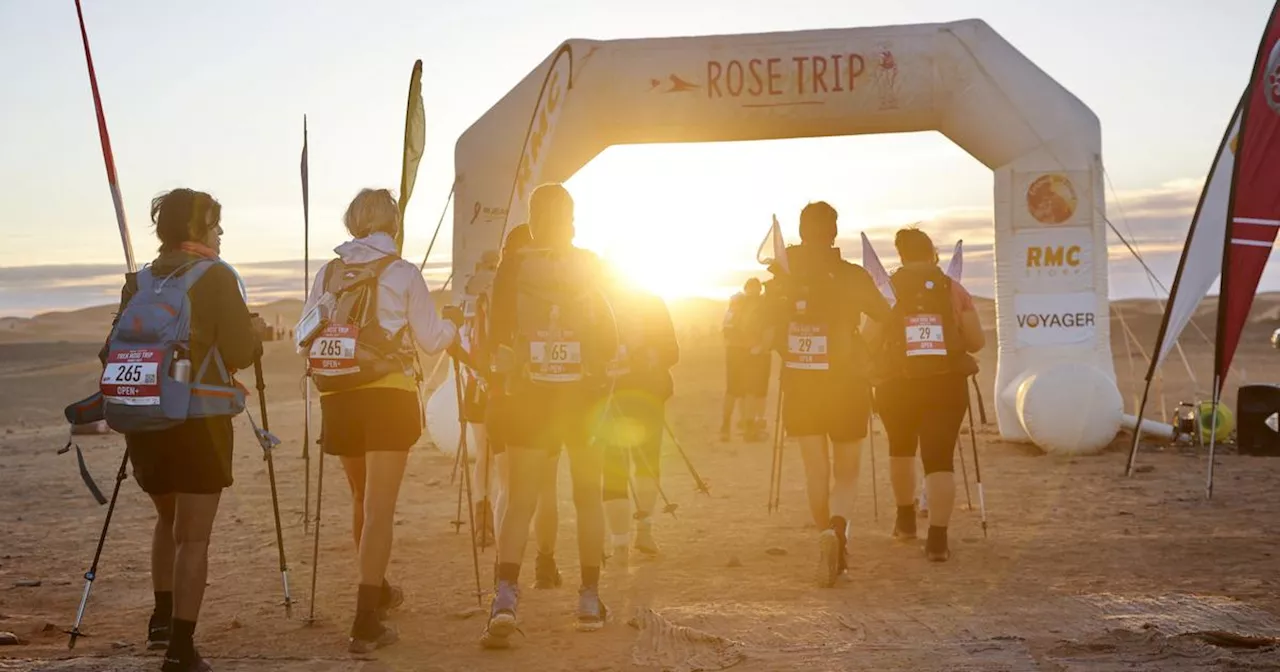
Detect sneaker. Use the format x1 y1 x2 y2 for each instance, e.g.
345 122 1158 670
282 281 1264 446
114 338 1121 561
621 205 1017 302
534 553 562 589
147 612 170 651
160 650 213 672
576 586 608 632
482 581 520 646
376 582 404 620
634 521 659 555
348 622 399 654
612 543 630 569
816 529 840 588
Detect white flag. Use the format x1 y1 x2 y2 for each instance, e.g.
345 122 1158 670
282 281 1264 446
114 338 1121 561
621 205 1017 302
945 239 963 281
860 232 896 307
757 214 789 273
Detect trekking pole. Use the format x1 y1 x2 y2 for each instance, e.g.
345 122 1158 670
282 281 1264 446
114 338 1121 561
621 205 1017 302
867 414 879 522
955 437 973 511
450 357 470 533
65 449 129 649
629 441 679 519
767 390 784 513
306 430 323 624
252 358 294 618
971 375 988 425
452 357 485 606
662 421 710 496
965 387 988 538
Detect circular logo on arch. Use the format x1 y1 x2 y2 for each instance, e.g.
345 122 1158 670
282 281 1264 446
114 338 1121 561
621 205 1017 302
1026 174 1078 225
1265 39 1280 115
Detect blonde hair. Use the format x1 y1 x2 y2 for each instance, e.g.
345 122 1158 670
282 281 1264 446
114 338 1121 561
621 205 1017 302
344 188 400 238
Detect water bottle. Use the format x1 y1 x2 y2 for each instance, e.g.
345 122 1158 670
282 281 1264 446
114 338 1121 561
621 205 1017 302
172 357 191 383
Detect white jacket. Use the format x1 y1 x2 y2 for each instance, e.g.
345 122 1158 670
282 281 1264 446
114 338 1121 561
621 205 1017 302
301 232 457 355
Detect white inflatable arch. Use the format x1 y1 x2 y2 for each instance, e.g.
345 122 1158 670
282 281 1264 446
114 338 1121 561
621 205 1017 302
446 19 1123 455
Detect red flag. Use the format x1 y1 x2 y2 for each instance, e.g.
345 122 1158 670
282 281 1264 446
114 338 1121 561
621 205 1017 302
1215 0 1280 391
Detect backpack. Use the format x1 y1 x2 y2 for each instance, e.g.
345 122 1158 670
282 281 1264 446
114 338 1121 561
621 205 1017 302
100 259 246 433
306 256 415 393
880 266 971 380
510 248 607 394
775 254 859 376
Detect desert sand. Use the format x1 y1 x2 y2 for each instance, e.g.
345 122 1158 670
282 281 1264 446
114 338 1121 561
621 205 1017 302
2 295 1280 671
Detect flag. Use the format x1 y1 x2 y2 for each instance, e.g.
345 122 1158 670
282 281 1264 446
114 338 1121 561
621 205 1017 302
945 239 963 281
395 59 426 253
860 232 896 306
756 214 789 273
502 44 574 241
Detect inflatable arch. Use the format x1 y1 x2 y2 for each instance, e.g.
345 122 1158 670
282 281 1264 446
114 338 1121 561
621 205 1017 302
444 19 1124 455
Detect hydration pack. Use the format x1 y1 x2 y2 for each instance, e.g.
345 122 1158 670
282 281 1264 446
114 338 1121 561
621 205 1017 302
306 256 415 393
511 248 606 394
881 266 968 380
100 259 246 433
775 254 858 375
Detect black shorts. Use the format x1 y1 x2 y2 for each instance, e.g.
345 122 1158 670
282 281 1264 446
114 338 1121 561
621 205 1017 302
127 417 235 495
876 374 969 474
602 390 666 501
491 389 602 453
782 373 871 442
320 388 422 457
726 347 771 397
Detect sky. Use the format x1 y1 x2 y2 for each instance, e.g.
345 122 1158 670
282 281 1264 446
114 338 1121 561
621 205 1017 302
1 0 1278 315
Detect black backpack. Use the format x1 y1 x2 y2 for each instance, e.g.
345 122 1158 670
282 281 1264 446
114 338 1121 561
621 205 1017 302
510 247 608 394
773 250 860 377
881 266 970 380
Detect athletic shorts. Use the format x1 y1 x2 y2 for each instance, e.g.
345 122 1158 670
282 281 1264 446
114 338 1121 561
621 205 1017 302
602 390 665 502
725 347 771 397
320 388 422 457
782 374 871 442
491 389 602 454
876 374 969 475
127 417 235 495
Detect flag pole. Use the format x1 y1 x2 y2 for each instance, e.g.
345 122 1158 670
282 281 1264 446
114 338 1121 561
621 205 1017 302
300 115 312 533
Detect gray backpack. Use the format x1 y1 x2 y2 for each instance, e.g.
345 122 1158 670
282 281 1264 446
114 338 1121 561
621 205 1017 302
100 259 246 433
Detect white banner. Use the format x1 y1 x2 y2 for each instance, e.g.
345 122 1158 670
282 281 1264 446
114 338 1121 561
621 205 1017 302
1014 292 1098 346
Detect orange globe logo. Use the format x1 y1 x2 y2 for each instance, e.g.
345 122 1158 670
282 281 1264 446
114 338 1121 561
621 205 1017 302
1026 174 1078 225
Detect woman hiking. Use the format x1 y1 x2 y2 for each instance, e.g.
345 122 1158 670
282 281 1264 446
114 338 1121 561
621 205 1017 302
299 188 460 652
100 189 265 672
868 227 985 562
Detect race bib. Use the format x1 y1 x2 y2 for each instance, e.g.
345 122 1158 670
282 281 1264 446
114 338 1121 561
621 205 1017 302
101 348 163 406
905 314 946 357
309 324 359 375
529 340 584 382
785 323 829 370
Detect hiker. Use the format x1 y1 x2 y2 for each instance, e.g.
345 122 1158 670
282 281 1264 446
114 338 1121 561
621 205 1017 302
300 188 460 653
721 277 770 442
601 276 680 564
99 189 265 672
483 183 618 646
763 201 890 587
463 249 500 545
867 227 984 562
478 223 567 588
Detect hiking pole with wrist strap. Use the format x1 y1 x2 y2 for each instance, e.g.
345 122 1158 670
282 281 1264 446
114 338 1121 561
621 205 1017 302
452 356 485 606
661 421 710 496
252 357 294 618
965 385 988 538
65 450 129 649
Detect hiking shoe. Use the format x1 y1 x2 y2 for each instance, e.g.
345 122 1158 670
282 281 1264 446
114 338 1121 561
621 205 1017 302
816 529 840 588
147 612 170 651
925 527 950 563
160 650 213 672
576 586 608 632
634 521 659 555
375 582 404 621
348 623 399 654
612 543 630 569
534 553 562 589
893 509 918 541
482 580 520 646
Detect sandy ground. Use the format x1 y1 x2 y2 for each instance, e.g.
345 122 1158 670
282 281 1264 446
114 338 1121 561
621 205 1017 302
2 298 1280 671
